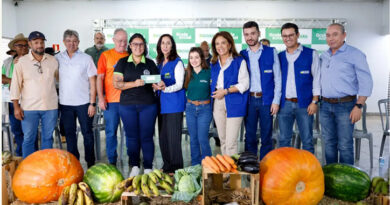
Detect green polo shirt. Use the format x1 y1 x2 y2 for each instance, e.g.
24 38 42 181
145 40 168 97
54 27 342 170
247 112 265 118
84 45 108 67
186 68 211 101
2 61 14 87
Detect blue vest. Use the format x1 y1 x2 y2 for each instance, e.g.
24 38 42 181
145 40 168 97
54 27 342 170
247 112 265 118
240 46 275 105
210 56 248 118
158 57 186 114
279 46 314 108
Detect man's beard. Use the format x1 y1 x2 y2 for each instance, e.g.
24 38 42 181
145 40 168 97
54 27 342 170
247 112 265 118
95 43 104 49
32 48 44 55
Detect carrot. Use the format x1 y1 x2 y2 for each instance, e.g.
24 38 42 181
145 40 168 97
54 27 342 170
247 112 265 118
211 156 226 172
231 168 239 173
204 156 220 173
202 159 219 173
223 155 236 166
216 154 232 171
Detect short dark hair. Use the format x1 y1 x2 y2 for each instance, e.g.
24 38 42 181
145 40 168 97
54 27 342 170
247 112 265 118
260 38 270 45
281 23 299 34
156 34 179 65
127 33 148 56
243 21 259 32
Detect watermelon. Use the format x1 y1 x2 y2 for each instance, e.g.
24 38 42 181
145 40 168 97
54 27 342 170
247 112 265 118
322 163 371 202
83 163 124 203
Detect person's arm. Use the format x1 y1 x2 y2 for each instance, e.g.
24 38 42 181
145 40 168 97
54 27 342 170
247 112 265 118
87 57 97 117
349 51 373 123
2 64 11 84
96 54 107 110
308 50 321 115
113 73 144 90
10 63 24 120
162 62 184 93
271 48 282 115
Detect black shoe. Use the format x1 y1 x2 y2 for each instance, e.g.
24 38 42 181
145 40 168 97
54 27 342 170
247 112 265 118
214 137 221 147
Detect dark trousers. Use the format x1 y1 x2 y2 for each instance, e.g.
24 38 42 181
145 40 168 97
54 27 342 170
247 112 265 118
8 103 24 156
60 104 95 167
119 104 157 169
159 112 184 173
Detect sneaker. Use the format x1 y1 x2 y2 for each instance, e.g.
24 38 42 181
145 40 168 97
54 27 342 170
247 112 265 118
129 166 140 177
144 169 153 174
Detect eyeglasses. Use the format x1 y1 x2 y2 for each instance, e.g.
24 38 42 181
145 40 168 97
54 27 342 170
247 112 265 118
131 43 144 47
34 62 43 74
281 34 296 39
14 44 28 48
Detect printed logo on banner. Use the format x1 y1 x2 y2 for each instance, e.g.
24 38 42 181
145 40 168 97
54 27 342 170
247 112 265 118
312 28 327 44
172 28 195 44
195 28 219 44
298 29 312 45
265 28 283 44
126 28 149 42
148 44 157 59
149 28 172 44
219 28 242 44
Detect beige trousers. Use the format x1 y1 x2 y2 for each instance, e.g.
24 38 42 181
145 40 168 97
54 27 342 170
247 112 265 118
213 97 243 155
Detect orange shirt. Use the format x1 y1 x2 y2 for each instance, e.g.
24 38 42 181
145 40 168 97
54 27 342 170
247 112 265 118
97 48 128 103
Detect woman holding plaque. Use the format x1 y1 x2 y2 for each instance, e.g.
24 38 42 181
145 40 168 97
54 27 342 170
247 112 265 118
113 33 159 177
153 34 186 174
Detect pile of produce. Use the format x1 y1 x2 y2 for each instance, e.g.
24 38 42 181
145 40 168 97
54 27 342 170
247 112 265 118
260 147 324 205
201 154 237 173
58 182 94 205
371 176 389 196
2 150 12 165
234 152 259 174
323 163 371 202
83 163 124 203
12 149 84 204
121 169 174 196
172 165 202 203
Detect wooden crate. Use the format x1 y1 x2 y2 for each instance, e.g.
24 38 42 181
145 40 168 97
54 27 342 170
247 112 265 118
202 166 260 205
2 157 23 205
121 191 172 205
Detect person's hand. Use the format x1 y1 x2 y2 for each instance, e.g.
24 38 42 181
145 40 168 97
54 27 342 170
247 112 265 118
350 106 362 124
307 103 318 115
158 81 166 91
134 79 145 87
270 104 279 115
98 97 107 111
88 105 96 117
14 105 24 120
212 89 227 100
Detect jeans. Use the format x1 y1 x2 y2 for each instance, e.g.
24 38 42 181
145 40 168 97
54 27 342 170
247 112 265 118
278 101 314 153
103 103 121 164
244 96 273 160
119 104 157 169
186 102 213 166
8 103 24 156
320 100 355 165
21 109 58 158
60 104 95 167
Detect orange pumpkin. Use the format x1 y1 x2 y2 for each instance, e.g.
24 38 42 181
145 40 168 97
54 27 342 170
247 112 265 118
260 147 324 205
12 149 84 203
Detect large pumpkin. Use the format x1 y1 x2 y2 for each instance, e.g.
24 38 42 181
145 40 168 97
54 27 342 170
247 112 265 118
260 147 324 205
12 149 84 203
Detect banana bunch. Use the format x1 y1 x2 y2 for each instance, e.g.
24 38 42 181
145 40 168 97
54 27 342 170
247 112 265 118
58 182 94 205
371 176 390 195
120 169 174 197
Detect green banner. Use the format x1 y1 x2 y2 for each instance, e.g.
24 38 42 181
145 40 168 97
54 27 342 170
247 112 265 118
219 28 242 44
126 28 149 42
148 44 157 59
312 28 327 44
172 28 195 43
265 28 283 44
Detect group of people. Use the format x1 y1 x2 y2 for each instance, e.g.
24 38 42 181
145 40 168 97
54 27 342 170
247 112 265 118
2 21 373 177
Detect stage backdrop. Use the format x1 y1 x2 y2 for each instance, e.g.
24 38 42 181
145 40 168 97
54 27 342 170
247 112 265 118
103 27 328 65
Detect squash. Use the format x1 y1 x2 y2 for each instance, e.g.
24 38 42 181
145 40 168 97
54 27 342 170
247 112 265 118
260 147 324 205
12 149 84 203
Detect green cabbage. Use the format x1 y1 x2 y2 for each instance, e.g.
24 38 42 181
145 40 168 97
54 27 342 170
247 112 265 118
178 175 196 193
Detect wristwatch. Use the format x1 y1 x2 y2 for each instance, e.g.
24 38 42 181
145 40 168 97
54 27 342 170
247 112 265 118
89 103 96 107
355 103 363 109
312 100 319 105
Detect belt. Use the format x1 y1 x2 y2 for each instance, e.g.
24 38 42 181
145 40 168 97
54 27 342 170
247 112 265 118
250 92 263 98
286 98 298 103
322 95 356 104
187 99 211 106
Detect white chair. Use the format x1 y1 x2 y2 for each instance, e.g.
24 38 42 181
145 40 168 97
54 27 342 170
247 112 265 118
353 104 373 168
378 98 390 158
